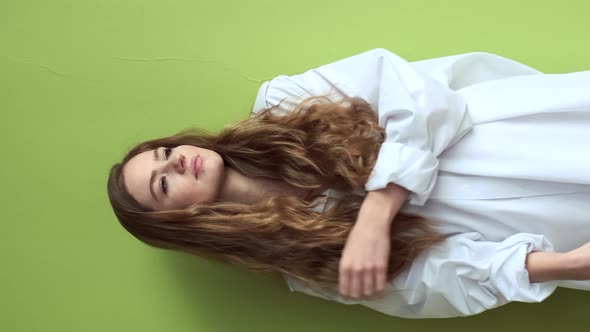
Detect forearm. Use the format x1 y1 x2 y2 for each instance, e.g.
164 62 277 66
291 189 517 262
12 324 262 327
365 182 410 223
526 251 579 282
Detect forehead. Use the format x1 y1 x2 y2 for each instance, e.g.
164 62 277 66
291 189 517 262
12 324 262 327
123 149 156 209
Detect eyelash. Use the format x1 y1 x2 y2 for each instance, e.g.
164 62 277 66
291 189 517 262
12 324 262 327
164 147 172 159
160 147 173 194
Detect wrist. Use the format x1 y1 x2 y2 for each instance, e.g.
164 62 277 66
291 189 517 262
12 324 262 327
365 182 409 222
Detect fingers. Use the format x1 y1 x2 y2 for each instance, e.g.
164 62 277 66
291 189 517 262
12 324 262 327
350 269 362 298
340 266 385 300
376 265 386 293
339 267 350 297
363 268 374 296
341 268 364 299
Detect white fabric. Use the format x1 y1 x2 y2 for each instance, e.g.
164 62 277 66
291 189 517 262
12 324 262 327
285 231 559 318
253 48 475 206
250 48 590 318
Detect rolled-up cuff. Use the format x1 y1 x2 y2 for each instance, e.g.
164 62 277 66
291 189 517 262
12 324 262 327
490 233 559 303
365 141 438 206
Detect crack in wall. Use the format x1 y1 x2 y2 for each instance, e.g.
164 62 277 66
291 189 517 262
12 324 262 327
3 57 70 78
2 55 273 83
111 56 217 63
37 64 68 77
111 56 271 83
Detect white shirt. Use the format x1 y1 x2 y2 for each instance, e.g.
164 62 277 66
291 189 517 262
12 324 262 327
250 48 590 318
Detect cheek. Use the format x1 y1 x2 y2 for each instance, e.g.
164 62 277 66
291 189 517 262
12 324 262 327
174 180 201 207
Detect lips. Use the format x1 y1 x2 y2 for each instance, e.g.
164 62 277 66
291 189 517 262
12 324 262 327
192 155 202 178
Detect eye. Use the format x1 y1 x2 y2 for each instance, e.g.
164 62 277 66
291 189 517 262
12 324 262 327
160 176 168 194
164 147 173 159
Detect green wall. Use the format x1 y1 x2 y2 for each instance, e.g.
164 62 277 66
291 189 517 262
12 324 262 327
2 0 589 331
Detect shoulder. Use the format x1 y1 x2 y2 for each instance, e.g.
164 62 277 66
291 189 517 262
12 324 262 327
250 76 313 116
251 81 271 115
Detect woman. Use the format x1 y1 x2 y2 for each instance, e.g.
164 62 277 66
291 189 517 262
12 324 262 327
108 48 590 318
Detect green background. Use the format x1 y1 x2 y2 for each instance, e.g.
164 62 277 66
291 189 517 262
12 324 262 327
2 0 589 330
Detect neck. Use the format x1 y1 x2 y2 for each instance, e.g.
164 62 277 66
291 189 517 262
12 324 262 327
218 167 324 204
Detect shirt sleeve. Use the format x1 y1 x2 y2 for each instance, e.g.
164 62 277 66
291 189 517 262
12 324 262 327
251 49 544 205
284 232 559 319
252 48 474 205
410 51 543 91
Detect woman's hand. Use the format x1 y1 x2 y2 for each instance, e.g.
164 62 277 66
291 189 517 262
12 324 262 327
338 183 409 300
338 197 393 300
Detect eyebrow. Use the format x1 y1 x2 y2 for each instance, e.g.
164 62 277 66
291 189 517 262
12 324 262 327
149 148 159 202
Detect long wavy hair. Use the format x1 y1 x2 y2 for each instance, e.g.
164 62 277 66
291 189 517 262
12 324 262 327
107 95 444 293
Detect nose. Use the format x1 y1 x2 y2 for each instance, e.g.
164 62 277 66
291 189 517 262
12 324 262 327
168 153 186 174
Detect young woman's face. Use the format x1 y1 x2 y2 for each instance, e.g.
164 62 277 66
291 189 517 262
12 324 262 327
122 145 225 210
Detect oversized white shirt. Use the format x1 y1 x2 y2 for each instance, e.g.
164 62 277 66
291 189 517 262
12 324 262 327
250 48 590 318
